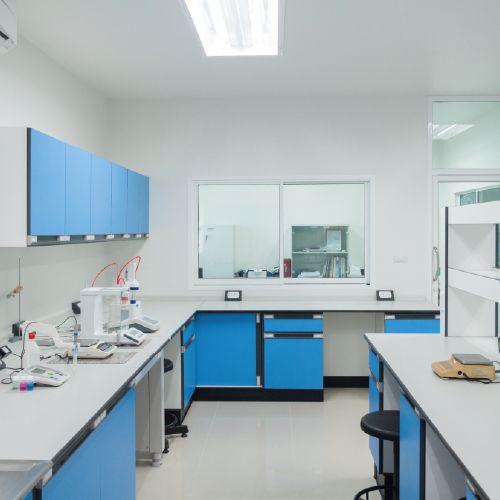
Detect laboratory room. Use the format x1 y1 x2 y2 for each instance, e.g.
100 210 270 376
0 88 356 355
2 2 500 500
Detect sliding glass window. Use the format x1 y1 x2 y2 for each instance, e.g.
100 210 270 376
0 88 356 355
283 183 366 281
195 181 370 284
198 184 280 279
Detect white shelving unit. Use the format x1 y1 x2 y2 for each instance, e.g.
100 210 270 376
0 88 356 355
444 200 500 336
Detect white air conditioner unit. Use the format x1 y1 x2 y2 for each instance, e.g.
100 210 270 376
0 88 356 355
0 0 17 54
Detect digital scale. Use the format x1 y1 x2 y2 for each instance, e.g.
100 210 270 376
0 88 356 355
68 339 116 359
19 365 70 386
432 354 496 381
126 316 160 333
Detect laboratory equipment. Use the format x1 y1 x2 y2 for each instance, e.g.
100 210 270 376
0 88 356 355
432 354 496 380
25 332 41 366
118 327 147 346
68 339 116 359
80 286 127 338
17 366 70 387
126 316 160 333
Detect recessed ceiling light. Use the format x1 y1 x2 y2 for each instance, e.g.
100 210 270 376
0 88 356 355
183 0 283 57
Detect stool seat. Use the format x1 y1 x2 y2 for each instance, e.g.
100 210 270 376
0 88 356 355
360 410 400 442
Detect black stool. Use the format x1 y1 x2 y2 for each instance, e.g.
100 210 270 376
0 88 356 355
355 410 400 500
163 358 189 454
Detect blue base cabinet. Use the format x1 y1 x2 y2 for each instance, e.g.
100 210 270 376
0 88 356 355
368 349 383 471
42 388 136 500
263 314 323 390
400 392 425 500
182 319 196 408
264 338 323 389
385 313 440 334
196 313 257 387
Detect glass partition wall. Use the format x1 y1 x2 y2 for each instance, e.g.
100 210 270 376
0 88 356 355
431 99 500 303
195 181 370 285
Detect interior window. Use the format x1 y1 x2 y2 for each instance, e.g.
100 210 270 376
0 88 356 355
282 183 366 280
198 184 280 279
432 101 500 170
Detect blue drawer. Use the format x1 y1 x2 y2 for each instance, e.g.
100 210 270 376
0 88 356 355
264 338 323 390
263 318 323 333
385 317 440 334
369 348 381 381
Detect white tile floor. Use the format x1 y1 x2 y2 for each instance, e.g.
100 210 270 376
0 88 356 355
137 389 375 500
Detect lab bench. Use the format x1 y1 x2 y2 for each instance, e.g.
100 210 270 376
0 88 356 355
0 298 439 499
365 334 498 500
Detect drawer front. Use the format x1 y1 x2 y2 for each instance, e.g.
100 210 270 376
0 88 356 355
385 318 440 334
263 318 323 333
368 348 381 381
264 338 323 390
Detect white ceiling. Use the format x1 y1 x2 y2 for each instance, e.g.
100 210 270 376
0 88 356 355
15 0 500 99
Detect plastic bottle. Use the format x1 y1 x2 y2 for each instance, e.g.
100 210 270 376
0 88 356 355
22 331 41 368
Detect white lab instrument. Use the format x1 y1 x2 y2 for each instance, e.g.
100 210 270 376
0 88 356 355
118 327 147 346
18 365 70 387
68 339 116 359
80 286 127 338
23 321 117 359
125 316 161 333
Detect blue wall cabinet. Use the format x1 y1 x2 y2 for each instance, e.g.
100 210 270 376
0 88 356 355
91 155 112 234
196 313 257 387
42 388 135 500
28 129 149 242
65 144 91 235
400 392 425 500
111 163 128 234
29 129 66 236
264 337 323 389
126 170 141 234
368 349 383 471
183 323 196 407
23 493 32 500
385 314 440 334
139 173 149 234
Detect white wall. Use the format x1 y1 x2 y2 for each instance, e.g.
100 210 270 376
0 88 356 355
0 40 134 342
105 96 430 299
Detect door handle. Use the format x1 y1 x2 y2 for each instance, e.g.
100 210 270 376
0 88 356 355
432 246 440 282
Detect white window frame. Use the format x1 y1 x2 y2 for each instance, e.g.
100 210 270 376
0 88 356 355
188 176 374 289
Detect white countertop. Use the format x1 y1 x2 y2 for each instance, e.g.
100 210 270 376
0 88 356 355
0 301 199 463
0 297 437 466
365 334 500 500
197 298 438 312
